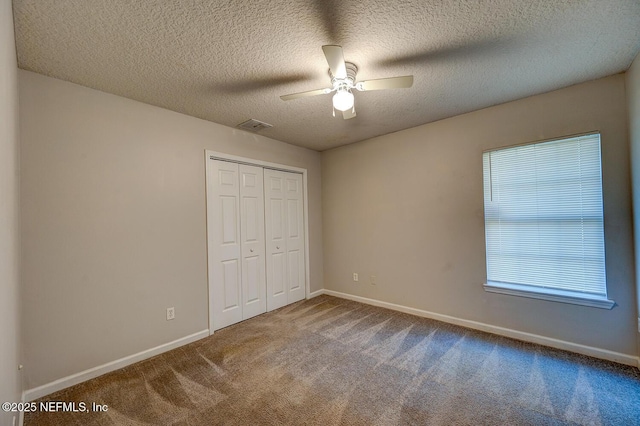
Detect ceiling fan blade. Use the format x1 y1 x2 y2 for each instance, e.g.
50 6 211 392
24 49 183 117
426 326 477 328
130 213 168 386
280 88 331 101
322 45 347 79
357 75 414 91
342 107 356 120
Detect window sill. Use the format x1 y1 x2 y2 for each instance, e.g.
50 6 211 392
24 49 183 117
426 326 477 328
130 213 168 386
483 281 615 309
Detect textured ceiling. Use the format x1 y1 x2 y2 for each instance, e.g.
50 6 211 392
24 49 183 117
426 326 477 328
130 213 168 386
12 0 640 151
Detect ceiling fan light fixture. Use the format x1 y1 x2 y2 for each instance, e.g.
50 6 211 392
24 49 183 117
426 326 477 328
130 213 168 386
332 88 354 111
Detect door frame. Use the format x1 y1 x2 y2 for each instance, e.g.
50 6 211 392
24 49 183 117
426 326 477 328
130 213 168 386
205 150 311 334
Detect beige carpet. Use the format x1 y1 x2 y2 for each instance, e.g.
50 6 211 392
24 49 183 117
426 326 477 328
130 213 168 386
25 295 640 425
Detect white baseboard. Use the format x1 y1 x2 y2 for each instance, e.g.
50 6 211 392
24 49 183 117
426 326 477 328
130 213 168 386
323 290 640 368
23 329 209 402
307 289 326 299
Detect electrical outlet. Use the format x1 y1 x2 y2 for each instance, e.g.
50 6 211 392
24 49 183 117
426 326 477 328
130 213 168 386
353 273 359 282
370 275 376 285
166 307 175 321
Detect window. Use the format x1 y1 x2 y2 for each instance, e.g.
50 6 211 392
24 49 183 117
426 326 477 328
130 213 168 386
482 133 613 309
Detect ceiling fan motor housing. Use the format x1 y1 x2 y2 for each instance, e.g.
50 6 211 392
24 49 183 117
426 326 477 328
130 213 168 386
330 62 358 88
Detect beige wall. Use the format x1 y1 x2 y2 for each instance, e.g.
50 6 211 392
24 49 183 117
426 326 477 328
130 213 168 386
19 70 323 389
322 74 637 356
628 52 640 358
0 0 22 421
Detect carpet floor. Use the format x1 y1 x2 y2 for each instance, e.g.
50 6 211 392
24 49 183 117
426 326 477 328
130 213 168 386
25 295 640 425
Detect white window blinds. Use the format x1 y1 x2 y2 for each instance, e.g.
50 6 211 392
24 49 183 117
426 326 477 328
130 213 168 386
482 134 607 299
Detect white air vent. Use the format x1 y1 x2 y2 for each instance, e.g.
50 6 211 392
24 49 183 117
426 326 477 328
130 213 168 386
237 119 273 132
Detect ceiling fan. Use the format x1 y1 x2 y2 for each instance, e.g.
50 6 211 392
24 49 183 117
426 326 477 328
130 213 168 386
280 45 414 119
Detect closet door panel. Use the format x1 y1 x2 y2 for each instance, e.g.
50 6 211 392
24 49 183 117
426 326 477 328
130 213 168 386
284 172 306 303
222 260 241 309
210 160 243 330
239 164 267 320
287 249 302 293
272 252 286 295
264 170 288 311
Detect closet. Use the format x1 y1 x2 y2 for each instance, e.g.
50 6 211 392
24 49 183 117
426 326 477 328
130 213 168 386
207 157 306 331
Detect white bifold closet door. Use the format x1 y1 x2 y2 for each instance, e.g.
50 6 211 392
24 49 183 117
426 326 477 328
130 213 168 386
210 160 267 331
264 169 306 311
